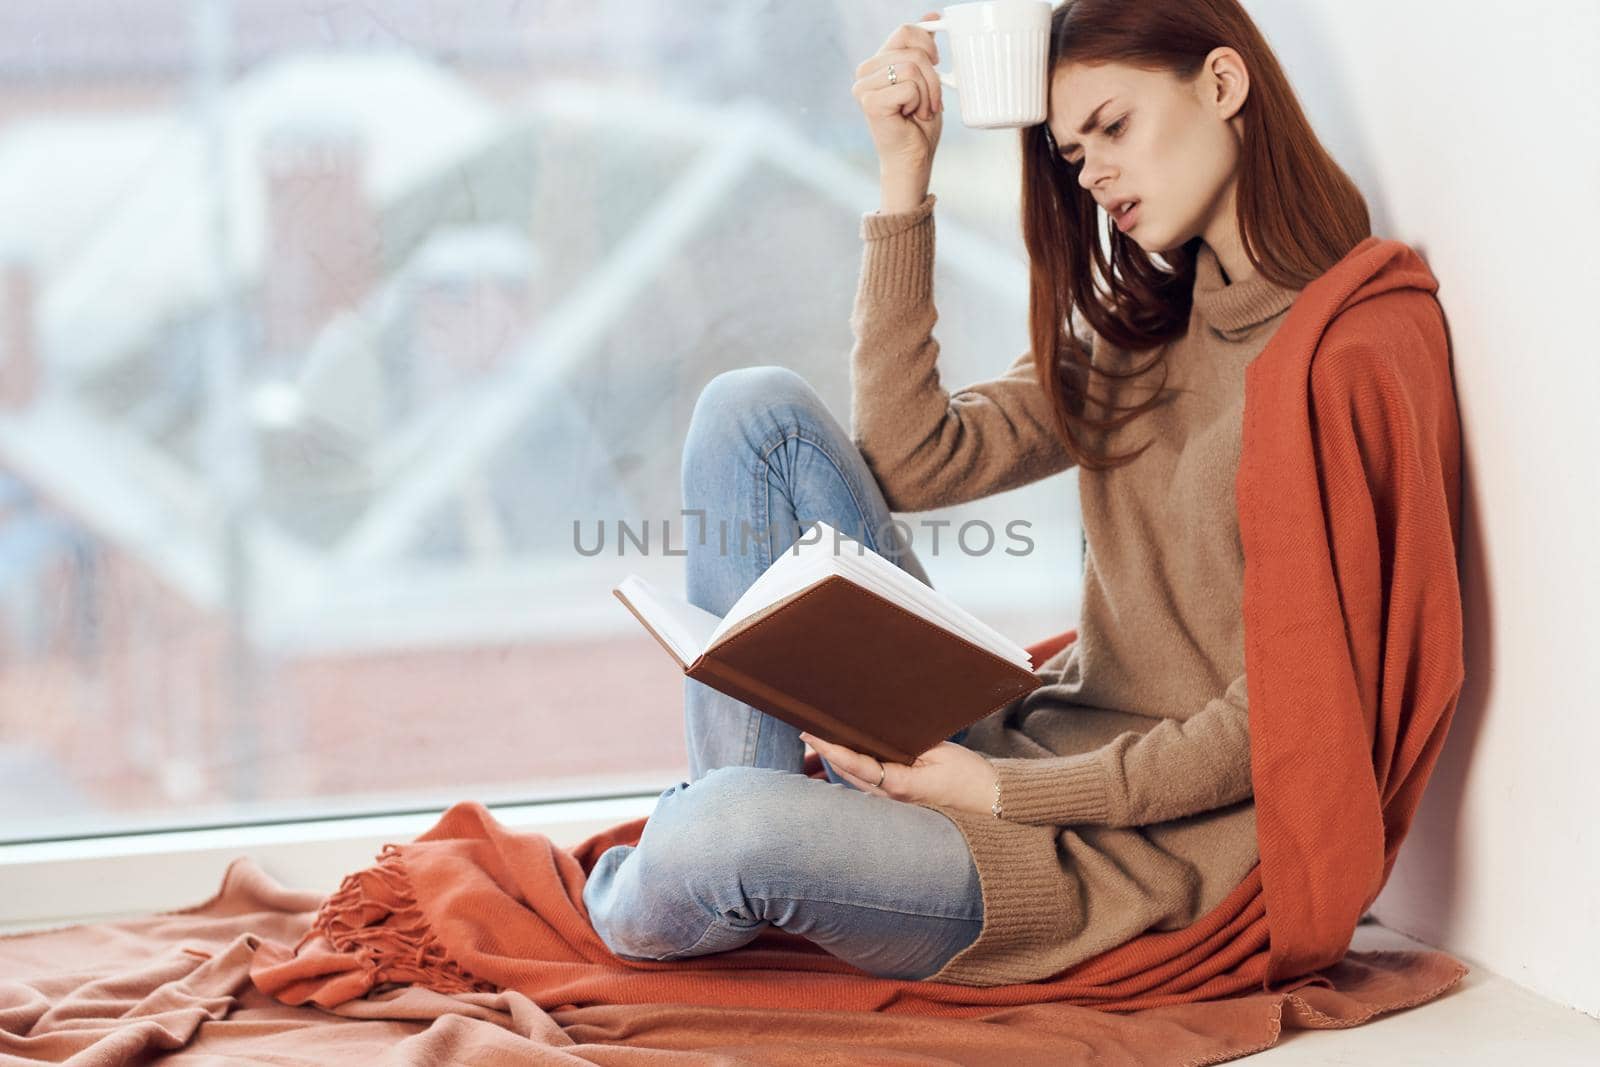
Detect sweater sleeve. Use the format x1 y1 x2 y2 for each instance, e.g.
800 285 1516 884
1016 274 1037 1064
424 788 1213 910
987 672 1254 827
847 193 1078 513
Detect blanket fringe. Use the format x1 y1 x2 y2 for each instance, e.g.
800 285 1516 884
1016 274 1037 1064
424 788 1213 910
296 843 497 996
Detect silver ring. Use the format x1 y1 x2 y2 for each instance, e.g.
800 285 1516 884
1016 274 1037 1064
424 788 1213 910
886 63 898 86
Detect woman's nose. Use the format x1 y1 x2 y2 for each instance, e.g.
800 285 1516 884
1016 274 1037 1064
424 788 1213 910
1077 159 1113 193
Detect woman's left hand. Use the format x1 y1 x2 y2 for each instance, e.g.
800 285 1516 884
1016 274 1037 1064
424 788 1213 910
799 731 996 816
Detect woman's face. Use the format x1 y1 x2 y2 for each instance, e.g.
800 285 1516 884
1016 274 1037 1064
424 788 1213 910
1047 50 1249 261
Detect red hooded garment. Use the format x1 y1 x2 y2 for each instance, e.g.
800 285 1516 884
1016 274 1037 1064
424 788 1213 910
246 234 1470 1060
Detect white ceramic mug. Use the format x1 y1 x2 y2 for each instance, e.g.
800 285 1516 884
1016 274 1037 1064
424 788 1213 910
914 0 1054 129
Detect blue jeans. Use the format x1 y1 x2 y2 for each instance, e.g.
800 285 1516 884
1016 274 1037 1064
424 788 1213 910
582 366 983 981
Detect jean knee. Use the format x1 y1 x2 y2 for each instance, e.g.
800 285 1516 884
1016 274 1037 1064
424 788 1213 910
668 765 781 835
703 365 820 415
640 766 780 882
688 366 827 450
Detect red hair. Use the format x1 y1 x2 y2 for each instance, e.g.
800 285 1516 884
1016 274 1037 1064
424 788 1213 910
1022 0 1371 468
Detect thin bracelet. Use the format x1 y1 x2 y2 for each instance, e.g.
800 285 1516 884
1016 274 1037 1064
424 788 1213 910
990 770 1004 819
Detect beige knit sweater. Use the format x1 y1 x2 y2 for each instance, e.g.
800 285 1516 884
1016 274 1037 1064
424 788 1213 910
847 192 1304 988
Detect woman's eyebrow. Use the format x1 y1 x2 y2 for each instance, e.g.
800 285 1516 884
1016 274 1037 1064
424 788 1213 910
1056 98 1115 154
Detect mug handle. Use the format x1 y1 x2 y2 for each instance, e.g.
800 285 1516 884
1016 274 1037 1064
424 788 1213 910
911 19 959 90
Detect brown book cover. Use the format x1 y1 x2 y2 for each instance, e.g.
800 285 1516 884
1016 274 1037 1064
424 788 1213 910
613 571 1040 765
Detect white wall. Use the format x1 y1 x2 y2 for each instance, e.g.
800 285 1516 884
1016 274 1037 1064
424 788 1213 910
1247 0 1600 1018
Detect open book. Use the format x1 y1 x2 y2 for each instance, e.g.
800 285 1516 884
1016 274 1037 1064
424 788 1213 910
612 520 1041 765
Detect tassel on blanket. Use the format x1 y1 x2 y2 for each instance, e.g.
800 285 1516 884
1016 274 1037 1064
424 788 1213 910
296 842 497 996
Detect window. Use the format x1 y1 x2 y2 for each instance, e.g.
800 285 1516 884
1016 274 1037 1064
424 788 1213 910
0 0 1083 844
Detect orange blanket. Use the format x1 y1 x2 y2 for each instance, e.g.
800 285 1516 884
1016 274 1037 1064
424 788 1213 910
239 235 1464 1056
0 856 1466 1065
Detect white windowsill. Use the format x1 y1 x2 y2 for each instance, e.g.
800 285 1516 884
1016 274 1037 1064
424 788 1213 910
0 792 660 934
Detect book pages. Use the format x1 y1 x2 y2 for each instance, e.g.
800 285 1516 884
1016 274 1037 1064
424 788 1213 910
612 574 723 666
707 520 1031 668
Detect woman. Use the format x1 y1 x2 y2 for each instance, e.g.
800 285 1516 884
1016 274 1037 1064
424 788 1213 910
584 0 1389 987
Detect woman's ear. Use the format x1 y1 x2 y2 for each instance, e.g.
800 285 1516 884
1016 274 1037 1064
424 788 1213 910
1204 46 1250 123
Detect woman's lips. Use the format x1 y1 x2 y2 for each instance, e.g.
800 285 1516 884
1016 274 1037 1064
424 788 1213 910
1114 201 1140 233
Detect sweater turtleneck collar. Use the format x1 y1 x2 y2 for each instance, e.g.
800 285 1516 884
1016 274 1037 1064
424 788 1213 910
1190 241 1301 339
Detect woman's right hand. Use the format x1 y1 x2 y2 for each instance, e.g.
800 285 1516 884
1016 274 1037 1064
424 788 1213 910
852 12 945 179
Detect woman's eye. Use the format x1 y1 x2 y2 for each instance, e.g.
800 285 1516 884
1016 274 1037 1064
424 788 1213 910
1060 118 1127 165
